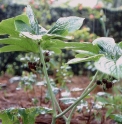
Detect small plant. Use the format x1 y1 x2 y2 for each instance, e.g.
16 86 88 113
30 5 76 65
0 5 122 124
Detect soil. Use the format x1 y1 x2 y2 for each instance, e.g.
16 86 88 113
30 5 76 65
0 74 117 124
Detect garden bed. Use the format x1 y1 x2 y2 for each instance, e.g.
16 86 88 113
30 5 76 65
0 74 116 124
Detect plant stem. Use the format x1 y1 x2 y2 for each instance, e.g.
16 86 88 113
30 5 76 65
39 47 57 123
66 106 76 124
56 71 98 118
54 96 67 121
57 83 97 119
82 71 99 95
66 71 99 124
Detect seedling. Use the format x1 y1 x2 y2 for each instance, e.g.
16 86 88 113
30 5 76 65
0 5 122 124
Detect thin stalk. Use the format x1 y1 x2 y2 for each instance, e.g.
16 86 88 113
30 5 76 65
66 106 77 124
82 71 99 95
56 83 97 118
39 45 67 122
39 47 57 123
66 71 99 123
56 71 98 118
54 96 67 121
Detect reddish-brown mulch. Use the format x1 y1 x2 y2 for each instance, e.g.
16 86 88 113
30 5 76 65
0 74 116 124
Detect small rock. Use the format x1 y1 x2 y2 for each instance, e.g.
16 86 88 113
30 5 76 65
9 76 21 83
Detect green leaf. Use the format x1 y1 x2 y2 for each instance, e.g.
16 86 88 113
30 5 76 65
118 42 122 49
93 37 122 61
110 114 122 123
71 43 99 54
42 39 99 54
105 109 113 118
96 96 109 104
19 108 28 124
0 14 29 37
49 48 61 54
93 37 122 79
39 25 47 35
14 20 34 33
26 5 39 35
48 16 85 36
27 110 37 124
95 56 122 79
75 50 96 58
0 45 26 52
67 54 103 64
0 38 39 53
0 112 13 124
42 34 72 40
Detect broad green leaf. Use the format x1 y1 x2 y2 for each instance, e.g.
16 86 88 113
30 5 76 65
110 114 122 123
67 54 103 64
49 48 61 54
14 20 34 33
95 56 122 79
26 5 39 35
48 16 85 36
71 43 99 54
93 37 122 79
42 39 99 54
0 38 39 53
0 45 27 52
93 37 122 61
0 14 29 37
0 112 13 124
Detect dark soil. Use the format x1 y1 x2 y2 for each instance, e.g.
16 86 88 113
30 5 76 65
0 74 117 124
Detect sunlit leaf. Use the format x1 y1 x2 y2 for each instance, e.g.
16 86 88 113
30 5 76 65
93 37 122 79
93 37 122 61
95 56 122 79
48 16 85 36
26 5 39 35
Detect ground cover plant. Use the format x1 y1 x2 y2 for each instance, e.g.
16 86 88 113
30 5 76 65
0 5 122 124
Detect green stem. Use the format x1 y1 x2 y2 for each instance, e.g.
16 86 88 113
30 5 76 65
66 71 99 123
82 71 99 95
66 106 76 124
39 47 57 123
57 84 97 119
56 71 98 118
54 96 67 121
